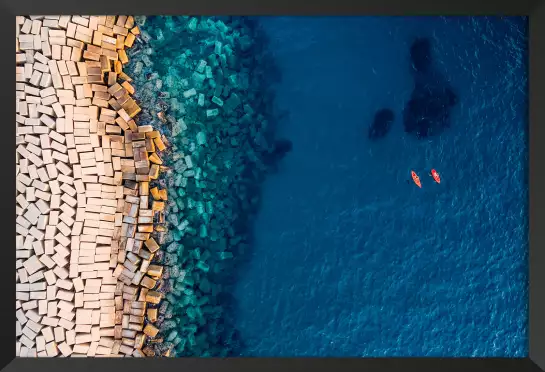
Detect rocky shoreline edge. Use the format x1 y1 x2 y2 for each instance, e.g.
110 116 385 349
16 15 169 357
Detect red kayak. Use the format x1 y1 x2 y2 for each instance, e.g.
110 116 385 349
431 169 441 184
411 170 422 188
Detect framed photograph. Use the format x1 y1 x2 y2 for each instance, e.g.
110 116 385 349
5 0 544 371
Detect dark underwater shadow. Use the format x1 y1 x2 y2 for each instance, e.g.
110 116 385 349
403 37 459 139
368 108 395 140
366 37 458 142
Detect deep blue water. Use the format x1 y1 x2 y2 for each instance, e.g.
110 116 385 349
232 16 529 357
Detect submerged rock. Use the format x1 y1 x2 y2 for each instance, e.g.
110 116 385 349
262 138 292 168
272 138 292 160
403 37 458 139
403 82 458 138
368 108 395 140
127 15 287 357
410 37 433 74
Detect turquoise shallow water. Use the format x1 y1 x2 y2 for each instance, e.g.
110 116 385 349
128 16 528 357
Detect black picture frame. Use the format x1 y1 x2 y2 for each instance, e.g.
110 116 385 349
2 0 543 371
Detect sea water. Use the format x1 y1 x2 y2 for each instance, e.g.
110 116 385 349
128 16 528 357
233 16 528 357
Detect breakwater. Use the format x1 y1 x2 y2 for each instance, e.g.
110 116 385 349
126 16 286 356
15 15 168 357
